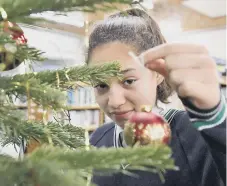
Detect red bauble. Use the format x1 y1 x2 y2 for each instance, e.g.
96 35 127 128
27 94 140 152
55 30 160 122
124 110 171 146
0 20 28 71
3 20 27 44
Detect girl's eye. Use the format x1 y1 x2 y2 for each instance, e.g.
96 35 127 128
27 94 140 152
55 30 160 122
94 83 109 93
95 84 107 89
123 79 137 86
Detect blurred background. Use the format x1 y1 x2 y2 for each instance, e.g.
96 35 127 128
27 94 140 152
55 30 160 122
1 0 226 157
20 0 225 111
14 0 226 90
15 0 227 70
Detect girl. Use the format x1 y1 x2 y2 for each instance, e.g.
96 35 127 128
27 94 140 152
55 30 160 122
87 8 226 186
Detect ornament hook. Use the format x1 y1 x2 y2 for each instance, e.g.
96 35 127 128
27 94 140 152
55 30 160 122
0 7 7 20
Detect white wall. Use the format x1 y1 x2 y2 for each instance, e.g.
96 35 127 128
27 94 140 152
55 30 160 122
1 25 86 75
164 27 226 59
22 25 85 68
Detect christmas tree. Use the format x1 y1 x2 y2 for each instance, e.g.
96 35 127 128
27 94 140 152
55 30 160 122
0 0 177 185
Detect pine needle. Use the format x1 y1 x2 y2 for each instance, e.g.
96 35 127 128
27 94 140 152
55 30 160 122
0 105 85 148
0 63 121 109
0 0 131 19
0 144 177 186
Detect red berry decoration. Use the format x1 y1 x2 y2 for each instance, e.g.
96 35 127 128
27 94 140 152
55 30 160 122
124 105 171 146
2 20 27 44
0 20 28 71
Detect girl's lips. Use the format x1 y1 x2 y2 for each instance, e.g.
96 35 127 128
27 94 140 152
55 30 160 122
112 110 134 120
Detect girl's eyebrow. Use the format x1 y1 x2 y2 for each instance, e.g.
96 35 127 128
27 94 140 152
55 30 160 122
120 68 136 74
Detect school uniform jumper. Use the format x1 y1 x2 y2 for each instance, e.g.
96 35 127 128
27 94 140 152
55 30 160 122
90 97 226 186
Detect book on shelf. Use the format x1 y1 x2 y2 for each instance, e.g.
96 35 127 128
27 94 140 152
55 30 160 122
67 87 96 107
11 86 97 108
10 86 109 131
49 110 100 129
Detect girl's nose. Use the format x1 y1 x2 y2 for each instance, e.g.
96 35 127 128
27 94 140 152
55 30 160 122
107 84 126 109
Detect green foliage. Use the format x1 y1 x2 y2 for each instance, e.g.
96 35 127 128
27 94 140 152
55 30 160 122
0 105 85 148
0 62 121 109
0 0 178 185
0 144 178 186
0 0 131 19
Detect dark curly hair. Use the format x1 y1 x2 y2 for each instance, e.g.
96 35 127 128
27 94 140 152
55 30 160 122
86 8 173 103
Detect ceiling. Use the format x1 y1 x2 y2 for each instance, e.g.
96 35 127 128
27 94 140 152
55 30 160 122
29 0 226 30
30 11 85 27
182 0 226 18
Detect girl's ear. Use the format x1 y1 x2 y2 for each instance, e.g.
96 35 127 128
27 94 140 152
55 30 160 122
156 73 164 85
148 67 164 85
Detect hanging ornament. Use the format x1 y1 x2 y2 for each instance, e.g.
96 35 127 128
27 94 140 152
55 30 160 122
2 20 27 44
124 105 171 146
0 8 28 71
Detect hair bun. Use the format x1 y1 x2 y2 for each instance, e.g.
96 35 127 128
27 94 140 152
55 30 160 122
109 8 150 19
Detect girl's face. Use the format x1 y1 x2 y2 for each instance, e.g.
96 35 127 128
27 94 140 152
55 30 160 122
89 42 162 128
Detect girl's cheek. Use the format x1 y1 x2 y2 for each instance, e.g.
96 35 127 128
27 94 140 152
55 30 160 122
124 90 141 107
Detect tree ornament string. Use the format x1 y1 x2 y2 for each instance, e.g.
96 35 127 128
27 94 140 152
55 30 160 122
0 7 7 20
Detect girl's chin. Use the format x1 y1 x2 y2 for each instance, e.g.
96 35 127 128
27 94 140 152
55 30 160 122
113 112 137 128
113 120 127 129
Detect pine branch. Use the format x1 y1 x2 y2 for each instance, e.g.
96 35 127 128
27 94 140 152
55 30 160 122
0 77 67 109
0 63 121 108
15 44 46 62
32 62 122 88
0 0 131 20
34 144 177 172
0 105 85 149
0 153 91 186
0 144 177 186
0 62 121 89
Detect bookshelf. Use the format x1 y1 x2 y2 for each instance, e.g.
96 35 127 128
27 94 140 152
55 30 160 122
13 85 111 133
65 85 106 129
